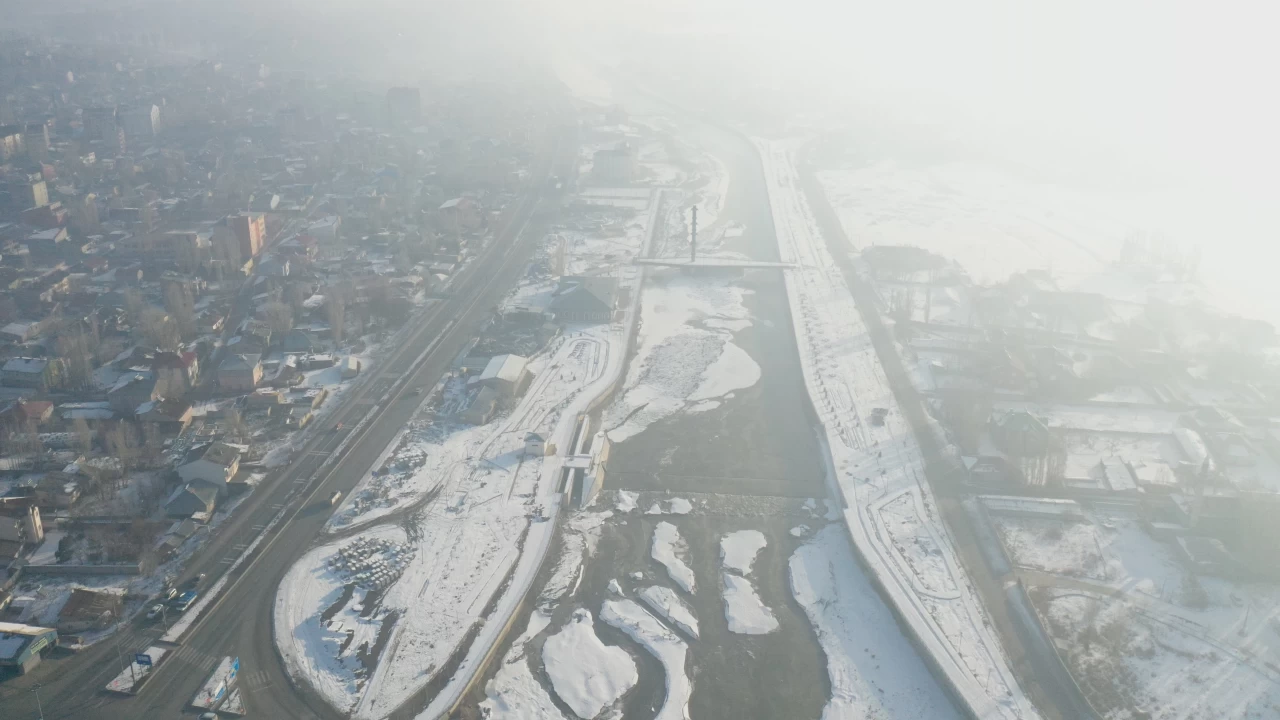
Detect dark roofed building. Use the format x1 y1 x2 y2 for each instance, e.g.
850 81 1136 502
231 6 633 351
164 483 218 518
549 276 617 323
0 622 57 674
57 589 124 634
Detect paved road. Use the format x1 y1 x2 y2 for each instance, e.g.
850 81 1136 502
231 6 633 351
795 147 1099 720
0 126 575 720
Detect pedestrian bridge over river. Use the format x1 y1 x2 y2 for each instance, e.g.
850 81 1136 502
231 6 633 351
634 257 799 272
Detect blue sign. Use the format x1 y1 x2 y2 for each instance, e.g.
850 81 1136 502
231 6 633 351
135 653 152 667
228 656 240 684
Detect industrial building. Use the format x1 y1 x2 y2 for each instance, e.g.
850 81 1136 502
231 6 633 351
0 622 58 674
477 354 532 397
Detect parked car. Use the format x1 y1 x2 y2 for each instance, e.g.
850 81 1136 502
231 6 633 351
171 590 199 612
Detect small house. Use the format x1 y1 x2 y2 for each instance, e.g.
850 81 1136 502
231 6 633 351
2 357 52 390
478 354 532 398
340 356 361 379
0 506 42 544
151 350 199 394
57 589 123 634
136 397 194 435
461 386 499 425
164 483 218 518
217 353 263 393
177 442 241 492
524 432 546 458
107 372 160 414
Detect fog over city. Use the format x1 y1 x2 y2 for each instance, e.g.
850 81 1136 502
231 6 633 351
1 3 1279 720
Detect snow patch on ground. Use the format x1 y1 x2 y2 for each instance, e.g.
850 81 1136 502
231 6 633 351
688 340 759 403
645 497 693 515
616 490 638 513
651 522 695 594
542 609 638 719
721 573 778 635
273 525 407 713
605 274 755 443
600 599 691 720
638 585 700 639
719 530 767 574
481 610 566 720
790 525 962 720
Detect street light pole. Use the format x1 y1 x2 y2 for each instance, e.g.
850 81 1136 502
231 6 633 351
31 683 44 720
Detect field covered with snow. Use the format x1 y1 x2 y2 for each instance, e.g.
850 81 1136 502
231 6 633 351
790 525 963 719
993 508 1280 720
276 323 626 718
758 138 1039 719
815 159 1280 331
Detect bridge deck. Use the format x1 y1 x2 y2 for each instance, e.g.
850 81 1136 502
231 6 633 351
634 257 798 269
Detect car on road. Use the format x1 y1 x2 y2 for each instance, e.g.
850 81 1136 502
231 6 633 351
182 573 206 590
329 490 343 506
145 604 165 621
200 713 218 720
410 386 424 395
171 590 199 612
334 421 344 431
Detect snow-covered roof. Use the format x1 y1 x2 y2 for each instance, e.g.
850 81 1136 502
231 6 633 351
479 354 528 384
2 357 47 374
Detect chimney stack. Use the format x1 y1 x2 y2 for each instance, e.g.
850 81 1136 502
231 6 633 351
690 206 697 263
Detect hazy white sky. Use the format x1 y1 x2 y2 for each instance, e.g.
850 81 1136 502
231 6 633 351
539 0 1280 190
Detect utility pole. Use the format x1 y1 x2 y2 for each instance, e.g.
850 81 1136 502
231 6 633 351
114 636 136 686
30 683 44 720
690 205 697 263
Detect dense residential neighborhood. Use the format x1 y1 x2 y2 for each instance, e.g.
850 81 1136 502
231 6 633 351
0 30 551 666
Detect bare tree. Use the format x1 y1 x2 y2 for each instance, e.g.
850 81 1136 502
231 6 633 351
173 238 202 275
286 282 308 313
1 420 44 459
261 300 294 339
211 226 242 279
122 288 145 325
138 307 180 350
326 285 348 345
105 422 141 474
224 408 247 441
72 417 94 454
55 332 94 390
163 282 196 339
